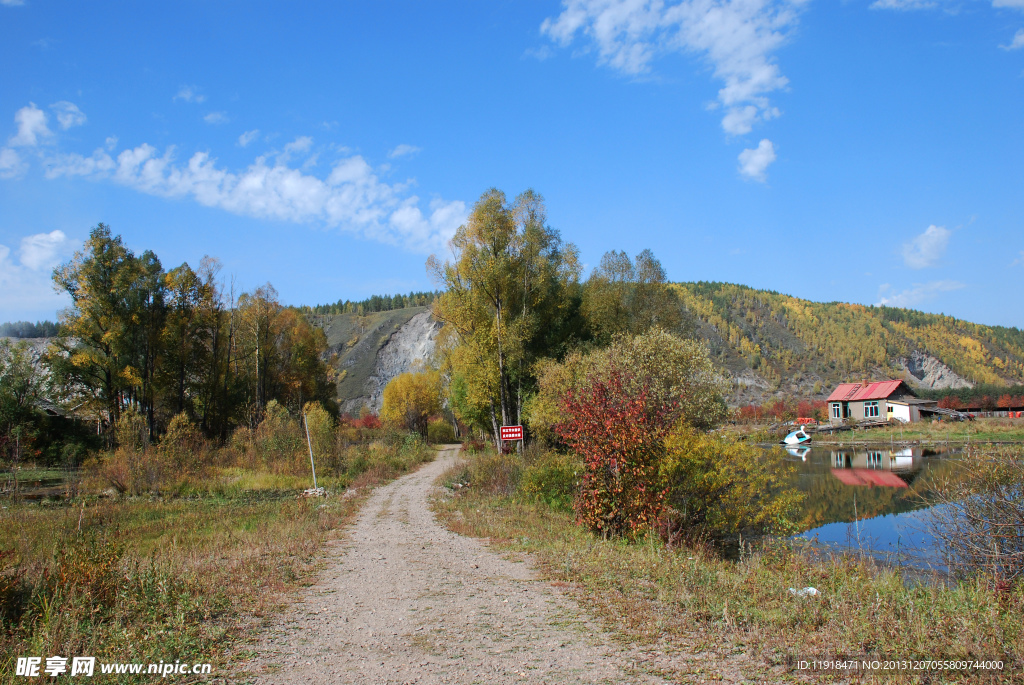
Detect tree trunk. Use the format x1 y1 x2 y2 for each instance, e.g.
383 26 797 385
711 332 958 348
489 398 501 451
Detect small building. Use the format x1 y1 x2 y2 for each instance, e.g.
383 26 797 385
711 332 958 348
826 379 936 424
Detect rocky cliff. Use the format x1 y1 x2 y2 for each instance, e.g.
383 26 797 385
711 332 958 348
897 350 973 390
324 308 440 414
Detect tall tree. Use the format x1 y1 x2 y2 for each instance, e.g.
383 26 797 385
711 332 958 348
0 339 46 461
582 249 685 345
161 262 213 417
52 225 334 442
236 284 283 422
52 224 160 431
428 188 581 446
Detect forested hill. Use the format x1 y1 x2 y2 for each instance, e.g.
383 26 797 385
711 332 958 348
673 282 1024 402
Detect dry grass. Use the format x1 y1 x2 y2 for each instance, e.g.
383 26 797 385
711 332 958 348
0 435 435 684
434 454 1024 683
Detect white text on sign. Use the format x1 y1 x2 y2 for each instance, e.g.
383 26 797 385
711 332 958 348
500 425 523 441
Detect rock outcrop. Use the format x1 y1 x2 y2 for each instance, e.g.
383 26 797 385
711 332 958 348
898 350 973 390
339 311 441 414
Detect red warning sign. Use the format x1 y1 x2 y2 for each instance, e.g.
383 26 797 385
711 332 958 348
500 425 523 441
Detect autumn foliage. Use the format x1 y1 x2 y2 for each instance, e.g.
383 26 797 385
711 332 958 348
556 370 675 538
734 399 827 423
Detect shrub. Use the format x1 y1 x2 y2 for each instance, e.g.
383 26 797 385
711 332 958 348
557 371 673 538
462 437 486 453
160 412 206 473
659 426 803 544
929 444 1024 585
114 407 148 451
519 450 581 512
426 417 456 444
466 449 522 497
254 400 304 471
302 401 334 462
527 328 727 444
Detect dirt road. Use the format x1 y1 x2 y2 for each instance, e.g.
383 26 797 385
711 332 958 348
246 446 674 685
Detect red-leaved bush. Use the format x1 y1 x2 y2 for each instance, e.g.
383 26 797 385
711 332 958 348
556 370 675 538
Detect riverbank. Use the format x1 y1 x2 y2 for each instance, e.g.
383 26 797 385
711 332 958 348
731 416 1024 446
433 447 1024 683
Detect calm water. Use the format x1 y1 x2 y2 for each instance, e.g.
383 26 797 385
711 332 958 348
779 444 961 565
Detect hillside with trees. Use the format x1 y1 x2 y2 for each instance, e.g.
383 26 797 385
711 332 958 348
312 278 1024 412
673 282 1024 403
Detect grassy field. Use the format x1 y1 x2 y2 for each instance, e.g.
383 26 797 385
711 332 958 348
433 449 1024 683
0 434 436 684
856 417 1024 445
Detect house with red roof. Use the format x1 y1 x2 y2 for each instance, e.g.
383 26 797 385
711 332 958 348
826 379 936 424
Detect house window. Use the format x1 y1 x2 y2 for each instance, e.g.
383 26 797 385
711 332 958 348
831 403 841 419
865 401 880 418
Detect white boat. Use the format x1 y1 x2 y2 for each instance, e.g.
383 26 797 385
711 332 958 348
785 446 810 460
782 426 812 446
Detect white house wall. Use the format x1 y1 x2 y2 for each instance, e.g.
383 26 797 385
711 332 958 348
888 403 912 423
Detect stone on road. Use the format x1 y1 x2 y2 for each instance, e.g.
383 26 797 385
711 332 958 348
248 446 670 685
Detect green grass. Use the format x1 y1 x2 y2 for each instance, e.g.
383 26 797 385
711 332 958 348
731 417 1024 446
860 417 1024 444
1 467 70 482
433 452 1024 683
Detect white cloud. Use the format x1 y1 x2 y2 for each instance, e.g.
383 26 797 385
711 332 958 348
9 103 51 147
1001 28 1024 50
389 144 421 158
19 230 69 270
238 129 260 147
737 138 776 181
877 280 964 308
50 101 86 130
0 240 74 320
901 224 950 269
284 136 313 155
0 231 79 320
0 147 25 178
870 0 937 10
541 0 803 135
994 0 1024 8
45 141 467 253
204 111 229 125
1 0 26 6
105 135 118 150
174 86 205 103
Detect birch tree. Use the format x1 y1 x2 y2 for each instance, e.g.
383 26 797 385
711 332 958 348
428 188 581 447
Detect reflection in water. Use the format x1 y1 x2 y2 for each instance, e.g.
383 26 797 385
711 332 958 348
786 445 960 565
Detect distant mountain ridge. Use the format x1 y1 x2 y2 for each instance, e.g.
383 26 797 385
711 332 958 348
313 284 1023 411
673 282 1024 403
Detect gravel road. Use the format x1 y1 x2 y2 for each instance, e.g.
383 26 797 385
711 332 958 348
246 446 675 685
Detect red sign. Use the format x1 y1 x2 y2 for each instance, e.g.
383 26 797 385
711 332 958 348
500 425 523 441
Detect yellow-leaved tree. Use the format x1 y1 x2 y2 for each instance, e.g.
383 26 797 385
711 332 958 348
427 188 582 447
380 370 441 437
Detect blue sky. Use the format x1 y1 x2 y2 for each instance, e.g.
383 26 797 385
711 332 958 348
1 0 1022 327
